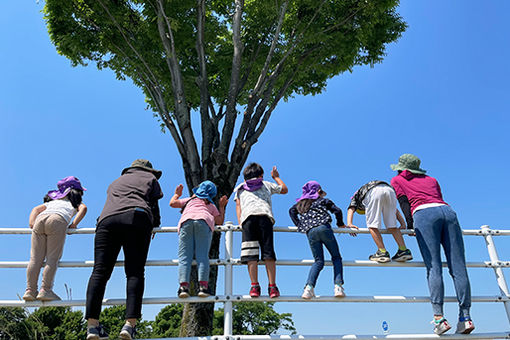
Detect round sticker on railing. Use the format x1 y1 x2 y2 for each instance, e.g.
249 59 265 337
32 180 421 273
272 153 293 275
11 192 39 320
382 321 389 334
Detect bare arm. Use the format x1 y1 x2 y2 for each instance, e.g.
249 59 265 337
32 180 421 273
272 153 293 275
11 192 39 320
70 204 87 228
271 166 288 194
169 184 183 208
214 195 229 225
29 204 46 228
235 199 242 225
346 207 357 228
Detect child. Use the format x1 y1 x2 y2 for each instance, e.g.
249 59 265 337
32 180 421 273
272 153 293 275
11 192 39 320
391 154 474 335
23 176 87 301
289 181 354 299
234 163 288 298
170 180 228 298
346 180 412 263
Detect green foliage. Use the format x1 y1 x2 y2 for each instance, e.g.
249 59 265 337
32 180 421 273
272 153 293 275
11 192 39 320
0 307 40 340
29 307 86 339
214 302 296 335
43 0 406 113
151 304 184 338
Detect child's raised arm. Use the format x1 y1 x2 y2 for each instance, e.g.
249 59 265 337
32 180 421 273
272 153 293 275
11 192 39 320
169 184 184 208
214 195 229 225
29 204 46 228
70 203 88 229
271 166 288 194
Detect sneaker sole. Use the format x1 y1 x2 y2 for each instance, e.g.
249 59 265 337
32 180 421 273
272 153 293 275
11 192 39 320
198 292 210 298
249 295 260 298
393 255 413 262
301 295 314 299
334 293 346 298
23 296 36 301
456 325 475 334
178 293 190 298
434 325 451 335
270 295 279 298
370 257 391 263
36 297 61 301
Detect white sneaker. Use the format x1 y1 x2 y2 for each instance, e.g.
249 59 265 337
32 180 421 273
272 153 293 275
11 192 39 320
301 285 315 299
334 284 345 298
36 289 61 301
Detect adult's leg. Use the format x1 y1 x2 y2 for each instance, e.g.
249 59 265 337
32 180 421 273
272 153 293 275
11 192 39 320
320 225 344 285
441 206 471 319
85 220 122 321
41 215 68 291
123 212 152 320
305 227 325 287
193 220 213 282
26 216 48 292
178 220 195 284
414 207 444 316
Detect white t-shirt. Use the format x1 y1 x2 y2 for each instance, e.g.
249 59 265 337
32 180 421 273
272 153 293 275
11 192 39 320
234 181 282 225
39 199 77 225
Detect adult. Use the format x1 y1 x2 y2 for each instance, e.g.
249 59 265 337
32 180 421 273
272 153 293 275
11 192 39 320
390 154 474 335
85 159 163 340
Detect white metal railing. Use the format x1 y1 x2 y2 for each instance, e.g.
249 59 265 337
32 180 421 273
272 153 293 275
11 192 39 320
1 224 509 340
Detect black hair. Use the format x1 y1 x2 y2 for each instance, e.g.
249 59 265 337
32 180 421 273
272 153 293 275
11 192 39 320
43 194 52 203
67 188 84 209
243 163 264 180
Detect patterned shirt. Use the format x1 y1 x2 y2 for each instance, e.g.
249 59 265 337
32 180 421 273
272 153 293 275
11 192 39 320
289 198 344 233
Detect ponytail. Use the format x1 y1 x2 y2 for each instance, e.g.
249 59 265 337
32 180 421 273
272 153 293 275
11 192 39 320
67 189 83 209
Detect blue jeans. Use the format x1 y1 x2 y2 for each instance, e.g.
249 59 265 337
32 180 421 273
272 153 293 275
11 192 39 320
178 219 213 283
414 205 471 318
306 224 344 287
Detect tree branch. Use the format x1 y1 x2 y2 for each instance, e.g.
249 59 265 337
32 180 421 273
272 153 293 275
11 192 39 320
218 0 245 158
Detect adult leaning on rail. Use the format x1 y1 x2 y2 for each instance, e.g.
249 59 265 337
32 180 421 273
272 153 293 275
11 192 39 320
85 159 164 340
390 154 475 335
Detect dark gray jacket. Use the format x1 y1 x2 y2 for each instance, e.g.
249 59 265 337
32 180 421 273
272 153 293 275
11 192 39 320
97 168 163 227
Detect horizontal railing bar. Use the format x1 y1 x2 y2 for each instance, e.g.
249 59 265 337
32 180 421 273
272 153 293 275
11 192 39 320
147 332 510 340
0 227 509 236
2 259 509 269
1 295 507 307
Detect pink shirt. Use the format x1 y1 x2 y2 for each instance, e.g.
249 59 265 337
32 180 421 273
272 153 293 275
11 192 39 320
174 197 220 231
390 170 447 214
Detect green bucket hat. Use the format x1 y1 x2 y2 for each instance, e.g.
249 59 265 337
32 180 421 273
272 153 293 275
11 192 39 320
390 154 427 175
122 159 162 179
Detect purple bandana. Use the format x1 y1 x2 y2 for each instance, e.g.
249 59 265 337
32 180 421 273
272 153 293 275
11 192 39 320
47 176 87 200
243 178 263 192
296 180 321 202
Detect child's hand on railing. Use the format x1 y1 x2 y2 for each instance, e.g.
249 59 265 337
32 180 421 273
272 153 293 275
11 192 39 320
340 224 359 237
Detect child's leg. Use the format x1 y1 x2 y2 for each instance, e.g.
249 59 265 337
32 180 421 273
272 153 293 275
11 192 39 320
369 228 386 250
241 216 262 283
320 226 343 286
259 216 277 285
305 226 325 287
26 217 48 291
193 220 213 283
178 220 195 284
388 227 407 249
381 187 407 249
41 215 68 291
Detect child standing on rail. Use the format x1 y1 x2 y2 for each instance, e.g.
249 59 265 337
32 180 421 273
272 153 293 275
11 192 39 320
170 180 228 298
289 181 354 299
23 176 87 301
346 180 413 263
234 163 288 298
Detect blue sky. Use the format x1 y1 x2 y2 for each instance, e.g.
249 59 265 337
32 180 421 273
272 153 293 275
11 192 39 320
1 0 510 336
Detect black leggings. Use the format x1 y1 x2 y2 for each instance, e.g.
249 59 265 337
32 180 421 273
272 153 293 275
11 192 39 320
85 210 152 320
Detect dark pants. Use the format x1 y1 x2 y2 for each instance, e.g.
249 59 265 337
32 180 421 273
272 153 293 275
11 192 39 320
414 205 471 318
306 224 344 287
85 210 152 320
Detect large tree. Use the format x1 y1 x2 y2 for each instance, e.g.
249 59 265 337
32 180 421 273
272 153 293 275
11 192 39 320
43 0 406 335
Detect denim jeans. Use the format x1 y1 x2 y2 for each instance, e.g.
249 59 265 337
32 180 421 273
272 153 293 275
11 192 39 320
414 205 471 318
305 224 343 287
178 219 213 283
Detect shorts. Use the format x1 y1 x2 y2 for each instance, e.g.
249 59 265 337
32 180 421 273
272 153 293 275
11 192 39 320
363 185 398 229
241 215 276 263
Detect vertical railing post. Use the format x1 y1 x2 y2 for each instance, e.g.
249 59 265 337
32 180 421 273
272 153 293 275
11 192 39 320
481 225 510 324
223 222 234 336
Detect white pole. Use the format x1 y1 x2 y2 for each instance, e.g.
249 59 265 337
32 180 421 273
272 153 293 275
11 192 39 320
223 222 234 336
481 225 510 324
